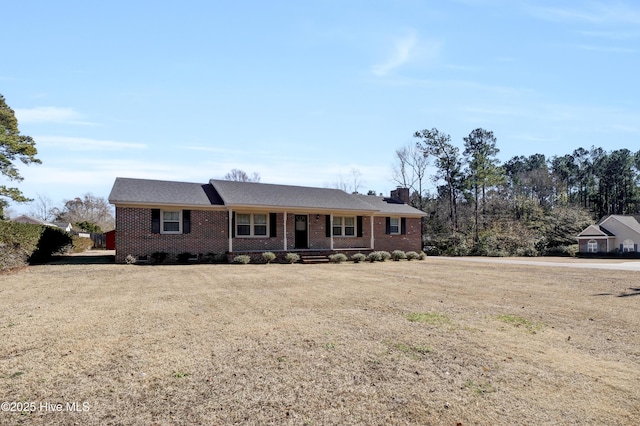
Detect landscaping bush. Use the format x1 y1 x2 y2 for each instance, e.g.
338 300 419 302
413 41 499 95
124 254 137 264
329 253 347 263
177 252 197 263
351 253 366 263
392 250 407 261
29 227 73 264
419 251 427 260
406 251 420 260
284 253 300 264
71 235 94 253
379 251 391 261
150 251 168 264
0 221 43 271
262 252 276 264
367 251 382 262
233 255 251 264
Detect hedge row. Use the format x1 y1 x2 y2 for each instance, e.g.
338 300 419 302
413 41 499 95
0 222 73 271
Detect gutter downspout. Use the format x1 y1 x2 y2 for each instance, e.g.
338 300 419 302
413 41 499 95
283 212 287 251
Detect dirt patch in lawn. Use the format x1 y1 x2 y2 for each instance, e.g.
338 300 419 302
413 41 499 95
1 260 639 425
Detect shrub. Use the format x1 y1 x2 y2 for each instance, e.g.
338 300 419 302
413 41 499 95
150 251 168 264
284 253 300 264
233 255 251 264
406 251 420 260
0 222 43 271
125 254 137 264
379 251 391 261
203 252 221 263
392 250 407 261
329 253 347 263
351 253 366 263
262 252 276 264
419 251 427 260
177 252 197 263
29 227 73 263
71 235 94 253
367 251 382 262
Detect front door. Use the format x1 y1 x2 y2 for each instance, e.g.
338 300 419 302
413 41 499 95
294 215 308 249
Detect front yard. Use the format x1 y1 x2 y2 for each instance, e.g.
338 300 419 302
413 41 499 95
1 260 639 425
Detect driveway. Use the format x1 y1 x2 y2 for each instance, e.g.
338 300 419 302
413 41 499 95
429 256 640 271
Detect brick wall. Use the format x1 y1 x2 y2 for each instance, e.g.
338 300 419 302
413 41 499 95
373 217 422 253
115 207 423 262
115 207 228 262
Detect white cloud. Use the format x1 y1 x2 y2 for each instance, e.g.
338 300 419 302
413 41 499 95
14 106 95 125
371 31 441 77
36 136 147 151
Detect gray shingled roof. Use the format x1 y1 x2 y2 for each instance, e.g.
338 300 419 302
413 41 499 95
354 194 427 217
109 177 427 217
209 179 377 212
109 178 222 206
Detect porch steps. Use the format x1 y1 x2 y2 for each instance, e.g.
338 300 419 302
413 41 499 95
300 255 330 264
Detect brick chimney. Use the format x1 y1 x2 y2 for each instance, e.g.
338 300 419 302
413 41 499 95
390 187 410 204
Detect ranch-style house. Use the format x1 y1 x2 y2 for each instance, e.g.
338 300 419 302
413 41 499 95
108 178 427 263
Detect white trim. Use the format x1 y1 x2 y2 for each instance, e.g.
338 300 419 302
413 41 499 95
235 213 268 238
228 208 233 252
283 211 287 251
160 210 182 234
389 217 401 235
370 214 374 249
330 214 334 250
332 215 356 237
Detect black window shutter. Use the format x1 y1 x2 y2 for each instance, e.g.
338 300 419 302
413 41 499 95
270 213 277 237
151 209 160 233
183 210 191 234
357 216 363 237
326 215 331 237
231 212 236 238
401 218 407 235
635 244 638 252
385 217 391 234
620 243 623 252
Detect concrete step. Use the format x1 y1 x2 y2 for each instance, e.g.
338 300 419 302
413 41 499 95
300 255 330 264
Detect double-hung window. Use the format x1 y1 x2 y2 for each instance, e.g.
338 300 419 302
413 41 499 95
333 216 355 237
236 213 268 237
389 218 400 234
161 211 182 234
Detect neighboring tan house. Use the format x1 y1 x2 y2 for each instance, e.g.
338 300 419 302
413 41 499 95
577 215 640 254
108 177 427 263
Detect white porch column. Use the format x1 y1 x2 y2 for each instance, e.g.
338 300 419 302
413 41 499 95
370 214 375 249
228 208 233 253
283 212 287 251
330 214 334 250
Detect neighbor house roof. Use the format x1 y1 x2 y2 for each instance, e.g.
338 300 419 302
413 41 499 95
109 178 223 206
601 215 640 235
209 179 378 212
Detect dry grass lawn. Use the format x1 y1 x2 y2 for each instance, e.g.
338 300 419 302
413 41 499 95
1 259 639 425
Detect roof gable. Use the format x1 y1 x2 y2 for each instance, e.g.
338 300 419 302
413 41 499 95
577 224 612 237
601 215 640 235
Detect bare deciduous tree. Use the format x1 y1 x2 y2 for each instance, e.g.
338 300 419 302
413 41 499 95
223 169 261 182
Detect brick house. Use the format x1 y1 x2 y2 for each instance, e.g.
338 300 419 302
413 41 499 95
108 178 427 263
576 215 640 254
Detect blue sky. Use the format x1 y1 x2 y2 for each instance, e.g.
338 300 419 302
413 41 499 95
3 0 639 215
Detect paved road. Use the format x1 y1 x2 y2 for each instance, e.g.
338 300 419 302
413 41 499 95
429 256 640 271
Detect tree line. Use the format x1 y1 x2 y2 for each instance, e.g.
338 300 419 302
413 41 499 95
394 128 640 256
